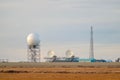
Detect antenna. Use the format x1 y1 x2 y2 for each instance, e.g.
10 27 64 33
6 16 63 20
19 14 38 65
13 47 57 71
89 26 94 59
27 33 41 62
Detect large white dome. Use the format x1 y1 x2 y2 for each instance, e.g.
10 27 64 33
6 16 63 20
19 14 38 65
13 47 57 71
27 33 40 46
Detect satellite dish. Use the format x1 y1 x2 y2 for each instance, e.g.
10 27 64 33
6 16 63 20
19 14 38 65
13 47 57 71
66 50 74 58
48 50 55 58
27 33 40 46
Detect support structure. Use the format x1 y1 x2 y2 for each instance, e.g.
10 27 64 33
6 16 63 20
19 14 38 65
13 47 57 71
27 45 40 62
89 26 94 59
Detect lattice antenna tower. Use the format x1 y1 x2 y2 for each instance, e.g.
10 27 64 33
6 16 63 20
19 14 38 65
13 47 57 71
89 26 94 59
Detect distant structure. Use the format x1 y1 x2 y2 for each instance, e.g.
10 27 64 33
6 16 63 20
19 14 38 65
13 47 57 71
89 26 94 59
44 27 96 62
115 58 120 62
27 33 40 62
0 59 8 63
44 50 78 62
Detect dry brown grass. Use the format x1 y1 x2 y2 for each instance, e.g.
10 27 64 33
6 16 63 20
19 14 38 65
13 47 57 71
0 73 120 80
0 67 120 80
0 62 120 80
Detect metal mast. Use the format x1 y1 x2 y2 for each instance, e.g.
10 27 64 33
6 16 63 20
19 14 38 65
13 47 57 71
89 26 94 59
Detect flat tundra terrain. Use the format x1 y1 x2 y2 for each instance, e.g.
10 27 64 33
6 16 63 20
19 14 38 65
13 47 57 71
0 62 120 80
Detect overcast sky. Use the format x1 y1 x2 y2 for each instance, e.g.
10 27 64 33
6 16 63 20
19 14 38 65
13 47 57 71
0 0 120 62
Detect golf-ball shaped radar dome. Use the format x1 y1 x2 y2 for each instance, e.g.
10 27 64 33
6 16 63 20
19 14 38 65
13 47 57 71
27 33 40 46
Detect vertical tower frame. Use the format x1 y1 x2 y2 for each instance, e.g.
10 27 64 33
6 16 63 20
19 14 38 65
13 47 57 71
27 45 40 62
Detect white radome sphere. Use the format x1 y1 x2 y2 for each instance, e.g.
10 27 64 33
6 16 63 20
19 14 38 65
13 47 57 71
48 50 55 58
27 33 40 46
66 50 74 58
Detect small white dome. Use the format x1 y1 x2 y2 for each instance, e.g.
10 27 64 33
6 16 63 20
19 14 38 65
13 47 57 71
48 50 55 58
66 50 74 58
27 33 40 46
